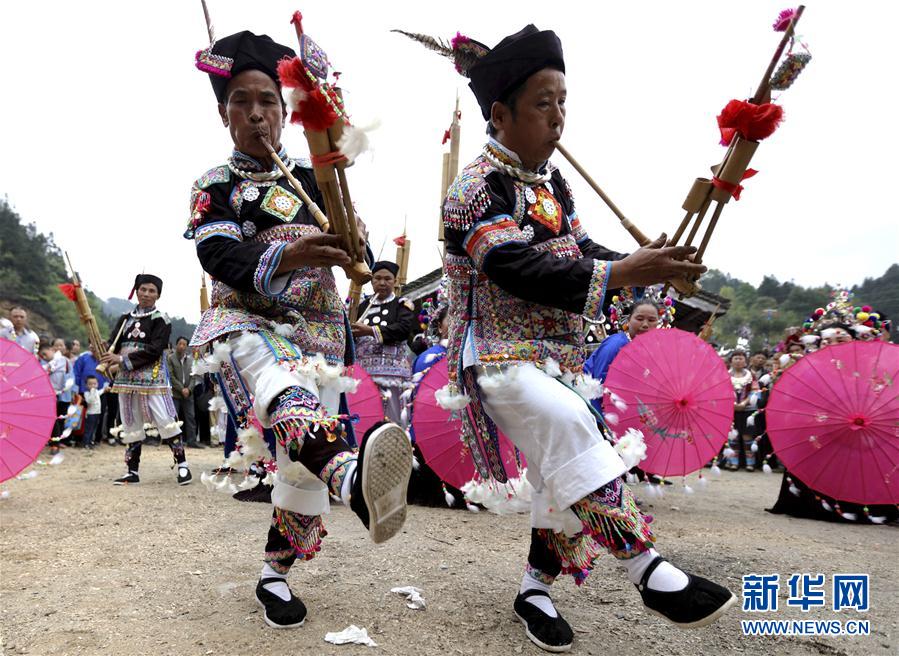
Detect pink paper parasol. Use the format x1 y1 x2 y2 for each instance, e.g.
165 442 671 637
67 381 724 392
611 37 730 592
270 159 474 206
410 358 523 490
604 328 734 477
766 341 899 505
1 340 56 482
345 364 385 440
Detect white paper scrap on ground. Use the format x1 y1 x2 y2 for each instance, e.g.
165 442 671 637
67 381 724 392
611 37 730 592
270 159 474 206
324 625 378 647
390 586 426 609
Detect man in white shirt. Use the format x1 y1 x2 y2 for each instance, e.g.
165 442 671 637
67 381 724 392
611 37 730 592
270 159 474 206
2 306 39 356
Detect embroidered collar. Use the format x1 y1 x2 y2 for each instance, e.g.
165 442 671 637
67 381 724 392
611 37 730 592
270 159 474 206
483 138 553 184
228 147 294 181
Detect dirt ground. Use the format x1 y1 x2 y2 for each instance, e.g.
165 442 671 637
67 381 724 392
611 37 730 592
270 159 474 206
1 443 896 656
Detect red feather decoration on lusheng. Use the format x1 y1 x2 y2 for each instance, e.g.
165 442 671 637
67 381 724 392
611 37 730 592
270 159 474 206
717 99 784 146
276 56 337 131
57 283 78 302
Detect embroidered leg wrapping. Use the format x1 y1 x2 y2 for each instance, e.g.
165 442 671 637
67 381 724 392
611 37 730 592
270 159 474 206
320 452 357 498
165 437 186 465
270 508 327 563
538 478 654 585
265 387 356 563
124 442 142 472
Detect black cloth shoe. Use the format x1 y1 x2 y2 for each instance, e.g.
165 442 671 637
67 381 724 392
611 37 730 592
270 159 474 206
177 466 193 486
233 480 273 504
350 422 413 544
255 578 306 629
636 556 736 627
513 590 573 653
113 472 139 485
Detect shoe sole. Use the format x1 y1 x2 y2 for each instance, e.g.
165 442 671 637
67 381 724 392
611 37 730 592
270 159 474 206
254 593 305 629
112 481 139 486
361 423 413 544
178 479 193 486
513 611 572 653
644 591 737 628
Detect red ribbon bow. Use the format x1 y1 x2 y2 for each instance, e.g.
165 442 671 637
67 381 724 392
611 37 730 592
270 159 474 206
711 168 758 201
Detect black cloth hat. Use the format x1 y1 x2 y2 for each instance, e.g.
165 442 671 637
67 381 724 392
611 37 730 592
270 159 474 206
468 25 565 120
132 274 163 297
372 261 400 277
198 31 297 103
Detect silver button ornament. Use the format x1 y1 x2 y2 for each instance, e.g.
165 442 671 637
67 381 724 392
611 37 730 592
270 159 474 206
242 221 257 237
242 185 260 202
524 187 537 205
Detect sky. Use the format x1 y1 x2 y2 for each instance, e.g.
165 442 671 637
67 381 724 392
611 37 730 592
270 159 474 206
2 1 897 322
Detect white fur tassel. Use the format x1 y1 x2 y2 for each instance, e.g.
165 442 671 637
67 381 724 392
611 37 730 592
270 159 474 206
336 120 380 164
613 428 647 470
625 472 639 485
543 358 562 379
684 484 695 494
573 374 603 400
435 384 471 411
750 441 759 453
411 455 420 471
789 483 800 496
274 322 295 337
608 391 628 412
867 514 887 524
821 499 833 512
697 475 708 489
286 87 308 113
605 412 620 426
466 503 480 513
444 490 455 508
839 511 857 521
711 465 721 477
762 463 772 474
723 447 736 459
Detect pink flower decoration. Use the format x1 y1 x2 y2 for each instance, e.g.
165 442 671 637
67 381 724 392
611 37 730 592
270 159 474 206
773 8 797 32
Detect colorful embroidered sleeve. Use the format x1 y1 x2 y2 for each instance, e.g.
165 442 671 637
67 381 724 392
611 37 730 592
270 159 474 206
583 259 613 320
253 242 289 297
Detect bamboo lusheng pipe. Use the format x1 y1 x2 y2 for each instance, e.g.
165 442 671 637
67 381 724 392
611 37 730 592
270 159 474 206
200 273 210 313
63 252 105 355
95 316 129 378
690 6 805 261
260 137 330 233
259 137 370 285
553 142 652 246
348 281 363 323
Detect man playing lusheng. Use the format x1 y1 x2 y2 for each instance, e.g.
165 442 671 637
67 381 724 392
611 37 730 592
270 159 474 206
425 25 735 652
189 31 412 629
102 275 192 486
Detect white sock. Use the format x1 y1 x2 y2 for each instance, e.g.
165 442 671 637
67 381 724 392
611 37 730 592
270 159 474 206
519 571 558 618
260 563 291 602
621 549 689 591
339 461 358 506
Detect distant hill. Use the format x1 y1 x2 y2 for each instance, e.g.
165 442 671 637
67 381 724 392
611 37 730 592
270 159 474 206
701 266 897 350
1 198 194 345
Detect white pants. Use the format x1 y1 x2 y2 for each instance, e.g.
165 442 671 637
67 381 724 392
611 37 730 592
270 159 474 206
119 393 181 444
228 332 341 517
477 364 626 535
